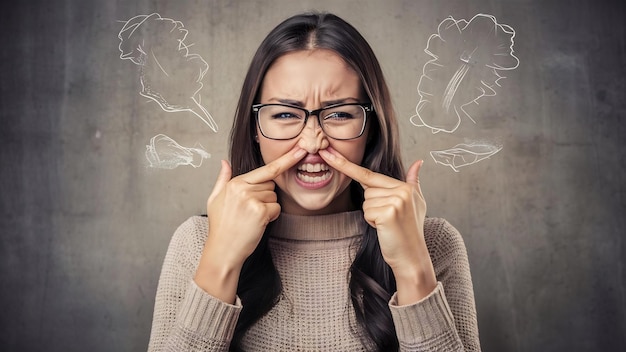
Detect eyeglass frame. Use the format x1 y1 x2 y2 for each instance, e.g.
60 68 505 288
251 102 373 141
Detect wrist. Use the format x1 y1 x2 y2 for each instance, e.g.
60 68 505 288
194 252 243 305
392 260 437 305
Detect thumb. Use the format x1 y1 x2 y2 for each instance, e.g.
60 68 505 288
405 160 423 187
208 160 232 204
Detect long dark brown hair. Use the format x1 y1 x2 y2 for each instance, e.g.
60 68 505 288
228 12 405 351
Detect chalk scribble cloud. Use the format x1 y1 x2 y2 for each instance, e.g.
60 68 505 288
118 13 218 132
145 134 210 169
430 141 502 172
411 14 519 134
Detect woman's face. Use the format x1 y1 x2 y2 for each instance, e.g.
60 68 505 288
257 49 370 215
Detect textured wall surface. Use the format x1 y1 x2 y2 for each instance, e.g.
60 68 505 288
1 0 624 351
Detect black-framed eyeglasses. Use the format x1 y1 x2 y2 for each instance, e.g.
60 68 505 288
252 102 372 140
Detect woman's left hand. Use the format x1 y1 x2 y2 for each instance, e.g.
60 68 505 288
319 147 437 303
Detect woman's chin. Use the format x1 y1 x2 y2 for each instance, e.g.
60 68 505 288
282 196 336 215
278 186 354 216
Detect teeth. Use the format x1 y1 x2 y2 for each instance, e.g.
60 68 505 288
297 163 329 172
297 170 331 183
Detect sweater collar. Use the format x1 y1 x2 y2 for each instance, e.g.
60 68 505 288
268 210 368 241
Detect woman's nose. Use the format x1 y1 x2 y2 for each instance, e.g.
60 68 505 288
297 117 329 154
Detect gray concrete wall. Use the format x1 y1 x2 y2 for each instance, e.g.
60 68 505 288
1 0 624 351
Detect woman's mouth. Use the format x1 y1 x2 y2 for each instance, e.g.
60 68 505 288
295 163 333 187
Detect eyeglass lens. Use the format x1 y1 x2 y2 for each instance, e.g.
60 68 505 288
257 104 366 140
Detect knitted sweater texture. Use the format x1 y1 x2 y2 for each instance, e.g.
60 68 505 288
148 211 480 351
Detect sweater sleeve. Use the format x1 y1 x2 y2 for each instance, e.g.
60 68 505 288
147 216 243 352
388 218 481 351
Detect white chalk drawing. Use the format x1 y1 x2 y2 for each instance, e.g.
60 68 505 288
411 14 519 134
146 134 211 169
430 141 502 172
118 13 218 132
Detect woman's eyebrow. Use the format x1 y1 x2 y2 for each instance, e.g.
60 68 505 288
321 98 359 107
266 97 361 107
267 98 304 107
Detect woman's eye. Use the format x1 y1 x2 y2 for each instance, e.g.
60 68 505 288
272 112 300 119
324 112 354 120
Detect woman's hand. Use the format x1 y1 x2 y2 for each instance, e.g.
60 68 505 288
319 147 436 304
194 146 306 303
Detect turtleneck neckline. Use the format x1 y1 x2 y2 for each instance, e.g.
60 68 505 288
268 210 368 241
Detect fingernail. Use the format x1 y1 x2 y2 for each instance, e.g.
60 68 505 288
319 149 335 161
294 148 307 159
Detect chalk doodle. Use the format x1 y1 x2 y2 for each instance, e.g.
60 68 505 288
430 141 502 172
411 14 519 134
118 13 218 132
145 134 211 169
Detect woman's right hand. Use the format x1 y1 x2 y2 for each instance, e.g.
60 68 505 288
194 146 306 303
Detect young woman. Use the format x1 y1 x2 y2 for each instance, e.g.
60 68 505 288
148 12 481 352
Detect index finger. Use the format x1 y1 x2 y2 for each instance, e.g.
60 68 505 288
319 148 399 189
241 146 306 184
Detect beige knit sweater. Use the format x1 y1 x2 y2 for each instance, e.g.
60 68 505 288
148 211 480 351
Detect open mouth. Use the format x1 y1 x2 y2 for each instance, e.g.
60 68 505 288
296 163 332 184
